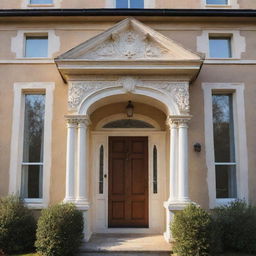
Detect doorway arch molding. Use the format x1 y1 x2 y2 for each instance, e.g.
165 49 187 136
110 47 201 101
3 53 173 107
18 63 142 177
67 76 190 116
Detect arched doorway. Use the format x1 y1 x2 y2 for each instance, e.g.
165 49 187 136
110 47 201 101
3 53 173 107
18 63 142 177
89 101 167 233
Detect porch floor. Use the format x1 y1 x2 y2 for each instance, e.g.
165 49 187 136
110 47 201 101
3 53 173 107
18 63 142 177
80 234 172 253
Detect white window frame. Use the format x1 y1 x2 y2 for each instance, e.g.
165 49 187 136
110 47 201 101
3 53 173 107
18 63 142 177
202 0 239 8
9 82 55 209
197 30 246 62
105 0 155 8
21 0 62 8
11 30 60 60
202 83 249 208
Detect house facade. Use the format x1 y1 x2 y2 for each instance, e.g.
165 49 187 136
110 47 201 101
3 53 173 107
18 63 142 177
0 0 256 242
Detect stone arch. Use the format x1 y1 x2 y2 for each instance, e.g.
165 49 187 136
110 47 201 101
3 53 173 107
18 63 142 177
76 77 189 116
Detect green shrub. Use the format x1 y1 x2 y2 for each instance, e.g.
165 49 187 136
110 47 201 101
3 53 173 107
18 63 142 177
0 195 36 254
171 204 214 256
212 200 256 254
35 203 84 256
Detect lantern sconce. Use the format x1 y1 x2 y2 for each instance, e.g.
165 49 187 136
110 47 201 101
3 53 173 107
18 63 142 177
194 143 201 153
126 100 134 118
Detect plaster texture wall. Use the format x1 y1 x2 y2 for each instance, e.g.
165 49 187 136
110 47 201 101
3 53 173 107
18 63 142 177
0 17 255 209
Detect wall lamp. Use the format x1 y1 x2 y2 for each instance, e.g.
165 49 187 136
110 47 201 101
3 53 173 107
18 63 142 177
126 100 134 118
194 143 201 153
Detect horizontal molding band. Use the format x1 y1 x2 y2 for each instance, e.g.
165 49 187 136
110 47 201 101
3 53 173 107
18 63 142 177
1 59 256 64
1 9 256 17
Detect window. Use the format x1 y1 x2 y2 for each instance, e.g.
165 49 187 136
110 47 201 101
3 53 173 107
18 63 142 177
30 0 53 4
203 83 249 208
103 119 154 128
25 36 48 58
21 94 45 199
212 94 237 198
116 0 144 8
209 37 231 58
99 145 104 194
206 0 228 4
153 145 158 194
9 82 54 209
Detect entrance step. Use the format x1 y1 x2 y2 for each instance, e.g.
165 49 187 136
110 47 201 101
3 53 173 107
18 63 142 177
78 234 172 256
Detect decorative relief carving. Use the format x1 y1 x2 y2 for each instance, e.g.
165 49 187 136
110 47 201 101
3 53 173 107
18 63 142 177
117 77 138 93
68 81 116 110
140 82 190 113
68 77 190 114
82 29 170 60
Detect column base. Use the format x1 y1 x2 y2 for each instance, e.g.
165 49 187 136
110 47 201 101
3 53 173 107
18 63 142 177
75 201 90 211
81 210 92 242
63 197 76 203
163 200 197 242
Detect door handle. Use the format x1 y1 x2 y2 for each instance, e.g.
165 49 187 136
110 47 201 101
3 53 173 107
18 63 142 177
104 174 107 178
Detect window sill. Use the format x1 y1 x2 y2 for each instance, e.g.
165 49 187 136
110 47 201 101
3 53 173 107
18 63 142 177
11 58 54 64
23 198 47 209
27 4 54 7
205 4 232 8
216 198 237 206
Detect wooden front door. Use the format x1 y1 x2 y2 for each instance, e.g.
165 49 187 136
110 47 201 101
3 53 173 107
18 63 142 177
108 137 149 228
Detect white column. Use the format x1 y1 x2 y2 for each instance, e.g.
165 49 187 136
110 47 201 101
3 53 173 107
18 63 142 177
76 118 90 205
167 118 178 202
178 119 190 202
64 119 77 202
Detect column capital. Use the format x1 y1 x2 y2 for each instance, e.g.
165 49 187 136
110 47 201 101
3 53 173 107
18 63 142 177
166 115 192 128
65 115 91 127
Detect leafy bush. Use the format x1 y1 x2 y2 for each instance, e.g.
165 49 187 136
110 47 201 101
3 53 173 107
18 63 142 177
35 203 84 256
171 204 214 256
212 200 256 254
0 195 36 254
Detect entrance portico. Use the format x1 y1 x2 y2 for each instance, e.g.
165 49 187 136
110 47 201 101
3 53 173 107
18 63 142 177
55 17 203 241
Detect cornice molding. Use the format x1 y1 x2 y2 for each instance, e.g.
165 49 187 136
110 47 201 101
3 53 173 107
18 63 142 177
1 9 256 17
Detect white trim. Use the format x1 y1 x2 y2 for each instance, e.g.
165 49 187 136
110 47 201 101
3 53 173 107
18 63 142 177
11 30 60 59
3 59 256 65
202 83 249 208
91 131 166 234
197 30 245 60
105 0 155 8
21 0 62 8
95 113 161 131
9 82 55 209
201 0 239 8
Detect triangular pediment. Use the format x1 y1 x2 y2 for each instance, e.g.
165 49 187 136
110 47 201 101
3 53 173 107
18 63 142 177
56 18 202 61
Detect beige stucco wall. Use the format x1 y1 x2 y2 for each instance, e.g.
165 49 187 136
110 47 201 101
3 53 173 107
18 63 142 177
0 0 256 9
0 17 256 209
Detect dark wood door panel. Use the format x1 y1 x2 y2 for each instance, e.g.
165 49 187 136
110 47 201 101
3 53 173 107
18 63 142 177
108 136 148 228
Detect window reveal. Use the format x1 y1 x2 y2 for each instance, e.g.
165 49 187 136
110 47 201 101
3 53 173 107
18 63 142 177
99 145 104 194
21 94 45 199
153 145 158 194
212 94 237 199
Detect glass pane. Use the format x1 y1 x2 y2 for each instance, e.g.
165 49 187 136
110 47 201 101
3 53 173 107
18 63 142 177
116 0 128 8
206 0 228 4
215 165 237 198
23 95 45 163
153 145 157 194
25 37 48 58
103 119 154 128
209 38 231 58
21 165 43 198
99 145 104 194
212 94 235 163
30 0 53 4
130 0 144 8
